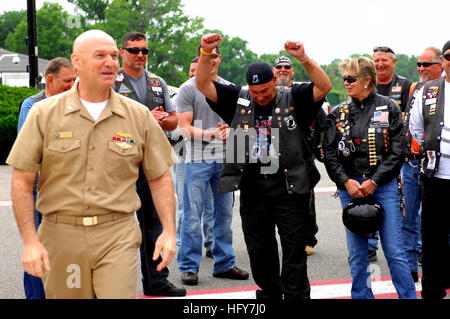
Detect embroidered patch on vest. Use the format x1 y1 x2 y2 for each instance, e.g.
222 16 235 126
116 73 124 82
426 86 439 99
119 83 132 94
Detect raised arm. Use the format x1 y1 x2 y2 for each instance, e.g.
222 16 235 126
196 33 223 103
284 41 332 102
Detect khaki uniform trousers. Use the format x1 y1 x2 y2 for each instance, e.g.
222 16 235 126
38 213 142 299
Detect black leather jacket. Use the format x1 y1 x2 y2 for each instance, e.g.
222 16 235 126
323 91 404 189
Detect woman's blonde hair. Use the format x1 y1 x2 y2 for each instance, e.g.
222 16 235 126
339 57 377 90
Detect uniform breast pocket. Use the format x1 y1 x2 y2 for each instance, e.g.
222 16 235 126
106 141 139 180
46 139 81 173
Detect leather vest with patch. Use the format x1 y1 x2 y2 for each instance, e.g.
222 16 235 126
114 69 165 111
386 73 410 107
403 81 424 161
219 86 320 195
421 77 447 177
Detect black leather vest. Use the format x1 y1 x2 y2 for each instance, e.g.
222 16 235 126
403 81 424 161
219 86 320 195
421 77 447 177
385 73 411 108
114 69 165 111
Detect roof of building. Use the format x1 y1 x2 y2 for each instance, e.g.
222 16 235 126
0 48 49 74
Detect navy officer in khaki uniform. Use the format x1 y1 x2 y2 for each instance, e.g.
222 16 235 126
7 30 177 299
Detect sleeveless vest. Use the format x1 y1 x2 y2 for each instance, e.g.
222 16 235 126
114 69 165 111
218 86 320 195
387 73 410 108
421 77 447 177
403 81 424 161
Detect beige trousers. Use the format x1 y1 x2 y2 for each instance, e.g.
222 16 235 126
38 214 142 299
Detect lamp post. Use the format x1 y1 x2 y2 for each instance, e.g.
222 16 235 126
27 0 38 88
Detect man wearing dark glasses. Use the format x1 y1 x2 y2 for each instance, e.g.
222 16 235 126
368 46 413 261
409 40 450 299
400 47 443 284
114 31 185 297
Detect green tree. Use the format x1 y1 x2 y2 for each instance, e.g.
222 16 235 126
4 2 86 60
214 32 258 86
395 53 419 82
0 10 26 48
67 0 109 21
90 0 203 86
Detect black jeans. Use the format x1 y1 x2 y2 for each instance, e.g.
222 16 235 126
420 175 450 299
239 173 311 300
136 170 170 294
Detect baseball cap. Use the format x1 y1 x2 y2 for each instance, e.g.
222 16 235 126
246 62 274 86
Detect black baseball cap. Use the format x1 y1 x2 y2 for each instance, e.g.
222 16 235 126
246 62 274 86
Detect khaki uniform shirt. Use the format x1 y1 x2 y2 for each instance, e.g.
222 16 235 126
7 84 177 216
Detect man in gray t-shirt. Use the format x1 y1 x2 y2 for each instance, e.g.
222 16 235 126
175 46 248 286
176 75 229 162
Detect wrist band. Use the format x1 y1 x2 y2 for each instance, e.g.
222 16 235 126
299 56 308 64
201 48 212 56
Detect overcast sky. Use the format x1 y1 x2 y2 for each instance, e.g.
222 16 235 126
2 0 448 65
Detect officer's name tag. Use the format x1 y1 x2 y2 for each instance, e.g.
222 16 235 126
375 105 388 111
237 98 250 107
425 98 437 105
152 86 162 93
55 131 72 139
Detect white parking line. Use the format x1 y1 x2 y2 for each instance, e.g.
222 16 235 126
140 277 423 299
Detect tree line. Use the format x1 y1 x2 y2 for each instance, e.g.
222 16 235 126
0 0 420 105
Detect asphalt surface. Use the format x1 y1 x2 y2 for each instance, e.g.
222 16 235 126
1 161 410 300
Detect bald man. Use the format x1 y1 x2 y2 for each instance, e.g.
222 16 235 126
6 30 177 299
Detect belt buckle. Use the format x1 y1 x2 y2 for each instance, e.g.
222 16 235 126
83 216 98 226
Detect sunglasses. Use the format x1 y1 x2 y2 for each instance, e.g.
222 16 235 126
275 64 292 70
210 53 220 59
417 62 439 68
343 76 358 83
373 46 395 55
123 47 149 55
443 53 450 61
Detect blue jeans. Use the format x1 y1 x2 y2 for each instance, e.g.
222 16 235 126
339 177 417 299
175 159 214 251
177 161 236 274
401 161 422 273
23 192 45 299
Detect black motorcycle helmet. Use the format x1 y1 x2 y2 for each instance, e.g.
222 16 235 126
342 196 384 236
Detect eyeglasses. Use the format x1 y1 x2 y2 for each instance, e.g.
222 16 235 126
123 47 149 55
417 62 439 68
443 53 450 61
343 76 358 83
275 64 292 70
373 46 395 55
